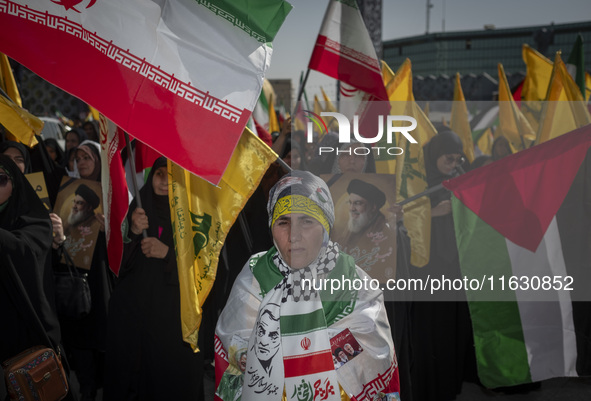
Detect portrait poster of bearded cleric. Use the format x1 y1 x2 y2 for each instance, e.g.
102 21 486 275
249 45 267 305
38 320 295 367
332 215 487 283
54 177 103 270
321 173 397 282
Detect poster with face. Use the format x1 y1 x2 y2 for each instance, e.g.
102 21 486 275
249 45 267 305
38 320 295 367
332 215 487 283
54 176 103 270
330 328 363 369
321 173 397 283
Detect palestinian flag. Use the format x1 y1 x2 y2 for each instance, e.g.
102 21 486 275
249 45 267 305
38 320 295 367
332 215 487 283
443 124 591 388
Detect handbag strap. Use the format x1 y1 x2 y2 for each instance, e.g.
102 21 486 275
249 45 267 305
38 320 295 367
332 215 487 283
5 258 59 353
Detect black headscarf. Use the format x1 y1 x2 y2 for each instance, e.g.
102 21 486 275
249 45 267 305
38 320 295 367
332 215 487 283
65 128 88 150
120 157 172 276
423 129 465 189
0 140 32 174
44 137 65 166
0 155 60 360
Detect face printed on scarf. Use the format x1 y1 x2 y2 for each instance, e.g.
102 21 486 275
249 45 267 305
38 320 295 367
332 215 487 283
238 353 247 373
338 350 348 363
76 149 96 179
0 168 13 205
272 213 325 269
255 309 280 363
152 166 168 196
2 148 26 174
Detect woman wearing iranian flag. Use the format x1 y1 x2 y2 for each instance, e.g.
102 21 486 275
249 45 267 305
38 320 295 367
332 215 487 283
215 170 398 401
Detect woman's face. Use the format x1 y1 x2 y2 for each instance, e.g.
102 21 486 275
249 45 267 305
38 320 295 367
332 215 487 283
152 166 168 196
272 212 325 269
284 149 302 170
436 153 462 175
76 149 95 179
68 151 77 172
65 132 80 151
46 146 57 161
2 148 25 174
0 168 13 205
337 144 367 173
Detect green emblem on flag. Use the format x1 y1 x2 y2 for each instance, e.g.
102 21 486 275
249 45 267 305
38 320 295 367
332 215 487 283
190 211 212 259
291 379 313 401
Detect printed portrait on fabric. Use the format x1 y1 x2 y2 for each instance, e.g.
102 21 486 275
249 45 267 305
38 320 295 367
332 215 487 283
321 173 397 282
216 335 249 401
330 328 364 369
54 176 103 270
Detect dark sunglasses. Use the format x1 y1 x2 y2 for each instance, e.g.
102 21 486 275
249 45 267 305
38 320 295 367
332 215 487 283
0 173 10 187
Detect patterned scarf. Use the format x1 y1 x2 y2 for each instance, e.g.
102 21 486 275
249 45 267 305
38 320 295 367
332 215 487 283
241 241 341 401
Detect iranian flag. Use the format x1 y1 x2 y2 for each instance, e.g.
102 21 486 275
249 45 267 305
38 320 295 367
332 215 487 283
443 124 591 388
0 0 291 184
308 0 386 101
308 0 388 138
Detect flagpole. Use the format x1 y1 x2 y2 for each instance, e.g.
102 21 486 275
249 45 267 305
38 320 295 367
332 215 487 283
124 132 148 239
296 69 310 104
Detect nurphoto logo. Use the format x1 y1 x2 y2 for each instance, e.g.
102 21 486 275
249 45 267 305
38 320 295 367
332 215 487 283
304 111 418 156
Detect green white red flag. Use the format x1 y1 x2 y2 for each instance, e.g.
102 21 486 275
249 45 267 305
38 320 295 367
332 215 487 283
443 124 591 388
308 0 387 101
0 0 291 184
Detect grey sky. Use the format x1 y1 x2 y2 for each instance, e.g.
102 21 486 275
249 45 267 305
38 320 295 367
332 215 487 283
266 0 590 104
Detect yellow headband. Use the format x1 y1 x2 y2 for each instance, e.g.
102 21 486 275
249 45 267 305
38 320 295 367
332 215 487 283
272 195 330 233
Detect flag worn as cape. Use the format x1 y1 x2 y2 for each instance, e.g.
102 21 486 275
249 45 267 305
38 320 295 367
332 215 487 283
0 0 291 185
99 116 129 276
443 123 591 388
169 127 277 349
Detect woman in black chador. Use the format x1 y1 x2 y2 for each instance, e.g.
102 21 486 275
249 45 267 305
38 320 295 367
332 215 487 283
0 155 76 401
104 157 204 401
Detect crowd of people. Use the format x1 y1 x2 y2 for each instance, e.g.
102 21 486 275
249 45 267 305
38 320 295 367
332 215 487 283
1 111 520 401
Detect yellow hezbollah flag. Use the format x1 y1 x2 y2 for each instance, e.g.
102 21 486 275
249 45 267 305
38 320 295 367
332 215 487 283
0 94 42 147
521 44 553 132
381 58 432 267
268 93 280 134
497 63 536 151
0 53 22 107
169 127 277 350
537 52 591 144
476 127 494 156
450 73 475 163
320 86 339 132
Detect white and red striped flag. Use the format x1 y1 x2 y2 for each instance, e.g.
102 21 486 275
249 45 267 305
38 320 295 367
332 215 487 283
308 0 388 102
0 0 291 184
99 116 128 276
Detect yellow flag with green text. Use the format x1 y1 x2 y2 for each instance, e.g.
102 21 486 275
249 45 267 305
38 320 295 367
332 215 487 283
169 128 277 350
381 58 432 267
0 94 42 147
497 63 536 151
450 73 475 163
537 52 591 144
0 53 22 107
521 44 553 132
